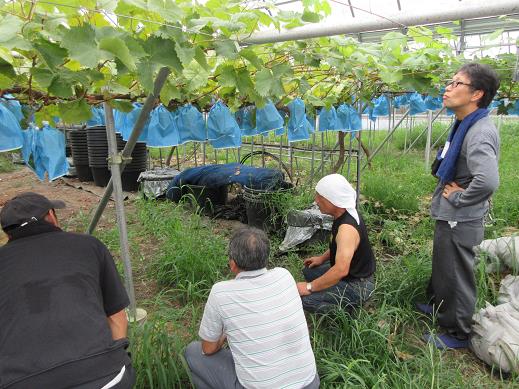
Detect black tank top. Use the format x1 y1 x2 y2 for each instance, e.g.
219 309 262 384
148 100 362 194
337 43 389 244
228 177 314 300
330 211 376 280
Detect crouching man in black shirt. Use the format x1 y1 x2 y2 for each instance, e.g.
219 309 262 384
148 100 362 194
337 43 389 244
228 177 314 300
297 174 376 314
0 192 134 389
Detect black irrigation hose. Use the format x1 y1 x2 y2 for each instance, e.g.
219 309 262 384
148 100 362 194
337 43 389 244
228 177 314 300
239 150 293 183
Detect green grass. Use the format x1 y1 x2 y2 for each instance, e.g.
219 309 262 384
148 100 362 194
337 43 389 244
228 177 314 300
0 153 16 173
90 119 519 388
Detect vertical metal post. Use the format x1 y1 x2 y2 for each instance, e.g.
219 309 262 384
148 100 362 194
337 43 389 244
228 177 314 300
261 134 265 167
278 134 283 170
103 102 136 319
320 132 325 176
425 110 433 171
356 129 362 209
176 146 180 170
250 137 254 166
87 67 170 235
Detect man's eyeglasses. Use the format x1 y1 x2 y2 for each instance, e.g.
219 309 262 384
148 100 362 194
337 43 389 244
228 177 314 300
445 80 474 89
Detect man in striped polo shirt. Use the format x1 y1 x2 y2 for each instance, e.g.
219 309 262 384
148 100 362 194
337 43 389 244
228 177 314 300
184 227 319 389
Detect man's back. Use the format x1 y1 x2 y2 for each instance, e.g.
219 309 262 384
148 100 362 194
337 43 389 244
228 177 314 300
199 267 316 389
0 225 129 388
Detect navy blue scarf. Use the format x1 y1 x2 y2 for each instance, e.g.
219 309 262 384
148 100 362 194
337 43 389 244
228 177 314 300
435 108 489 183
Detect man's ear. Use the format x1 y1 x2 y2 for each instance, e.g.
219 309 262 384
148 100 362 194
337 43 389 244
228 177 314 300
229 259 239 274
471 89 484 104
44 209 59 227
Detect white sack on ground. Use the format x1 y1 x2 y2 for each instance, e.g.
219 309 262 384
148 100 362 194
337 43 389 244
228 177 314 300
475 235 519 273
471 300 519 373
498 275 519 305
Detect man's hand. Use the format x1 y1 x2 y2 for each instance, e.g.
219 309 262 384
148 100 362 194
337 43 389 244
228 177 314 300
297 282 311 296
442 182 464 199
303 256 323 268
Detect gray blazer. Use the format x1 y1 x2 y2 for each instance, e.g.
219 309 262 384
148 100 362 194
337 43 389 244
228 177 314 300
431 116 500 222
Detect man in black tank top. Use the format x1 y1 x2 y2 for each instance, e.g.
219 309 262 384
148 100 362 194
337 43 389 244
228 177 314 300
296 174 376 314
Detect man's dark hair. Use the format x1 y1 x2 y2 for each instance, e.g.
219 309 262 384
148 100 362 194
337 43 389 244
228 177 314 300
228 227 270 271
457 63 500 108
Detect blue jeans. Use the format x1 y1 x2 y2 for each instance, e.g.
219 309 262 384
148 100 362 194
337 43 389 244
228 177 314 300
301 263 375 314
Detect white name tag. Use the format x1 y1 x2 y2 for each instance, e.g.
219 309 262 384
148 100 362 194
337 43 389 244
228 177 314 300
440 141 450 159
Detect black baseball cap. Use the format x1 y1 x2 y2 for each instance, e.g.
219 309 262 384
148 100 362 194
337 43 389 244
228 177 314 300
0 192 66 231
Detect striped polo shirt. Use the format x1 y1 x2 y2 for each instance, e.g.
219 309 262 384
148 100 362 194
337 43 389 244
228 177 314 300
199 267 316 389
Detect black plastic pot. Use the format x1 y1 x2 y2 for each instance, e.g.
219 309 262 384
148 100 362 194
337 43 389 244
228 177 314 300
243 186 292 233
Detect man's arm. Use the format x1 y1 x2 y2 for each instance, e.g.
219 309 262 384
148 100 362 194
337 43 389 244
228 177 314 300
201 334 227 355
298 225 359 295
447 128 499 207
107 309 128 340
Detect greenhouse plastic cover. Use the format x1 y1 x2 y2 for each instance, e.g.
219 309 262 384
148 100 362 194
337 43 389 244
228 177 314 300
166 163 287 201
0 102 23 152
287 98 312 142
176 104 206 144
207 101 242 149
147 104 180 147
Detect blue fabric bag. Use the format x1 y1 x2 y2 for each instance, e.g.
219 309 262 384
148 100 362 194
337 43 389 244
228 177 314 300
0 103 24 152
408 92 427 115
207 101 241 149
256 102 284 135
287 98 311 142
275 109 287 136
87 105 105 127
147 104 180 147
394 94 410 109
508 101 519 115
424 95 443 111
1 95 24 122
372 95 390 117
116 103 150 142
235 106 257 136
363 104 376 122
21 127 36 164
176 104 206 144
336 104 362 132
318 106 338 131
28 124 69 181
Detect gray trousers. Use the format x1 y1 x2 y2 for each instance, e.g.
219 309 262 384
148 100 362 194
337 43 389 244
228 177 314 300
429 219 484 338
301 263 374 314
184 341 320 389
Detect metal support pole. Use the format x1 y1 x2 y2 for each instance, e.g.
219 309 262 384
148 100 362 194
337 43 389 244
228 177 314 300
425 110 433 172
87 67 170 235
403 108 445 155
363 109 410 169
103 102 136 319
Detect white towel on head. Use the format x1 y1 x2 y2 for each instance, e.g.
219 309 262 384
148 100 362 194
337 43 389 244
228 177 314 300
315 174 359 224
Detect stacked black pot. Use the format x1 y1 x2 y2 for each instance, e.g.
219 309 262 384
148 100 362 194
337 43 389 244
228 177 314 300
87 126 125 187
86 125 147 190
69 129 93 182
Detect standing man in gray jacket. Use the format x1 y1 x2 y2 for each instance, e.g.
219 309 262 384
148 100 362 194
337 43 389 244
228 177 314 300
418 63 500 349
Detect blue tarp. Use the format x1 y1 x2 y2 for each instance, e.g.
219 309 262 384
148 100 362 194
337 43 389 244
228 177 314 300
336 104 361 132
0 103 24 152
147 104 180 147
393 94 410 109
256 102 284 134
166 163 288 201
287 98 311 142
176 104 206 144
207 101 242 149
318 106 338 131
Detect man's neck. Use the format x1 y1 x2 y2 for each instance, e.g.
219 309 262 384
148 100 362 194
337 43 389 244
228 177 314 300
454 105 479 121
332 208 347 220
